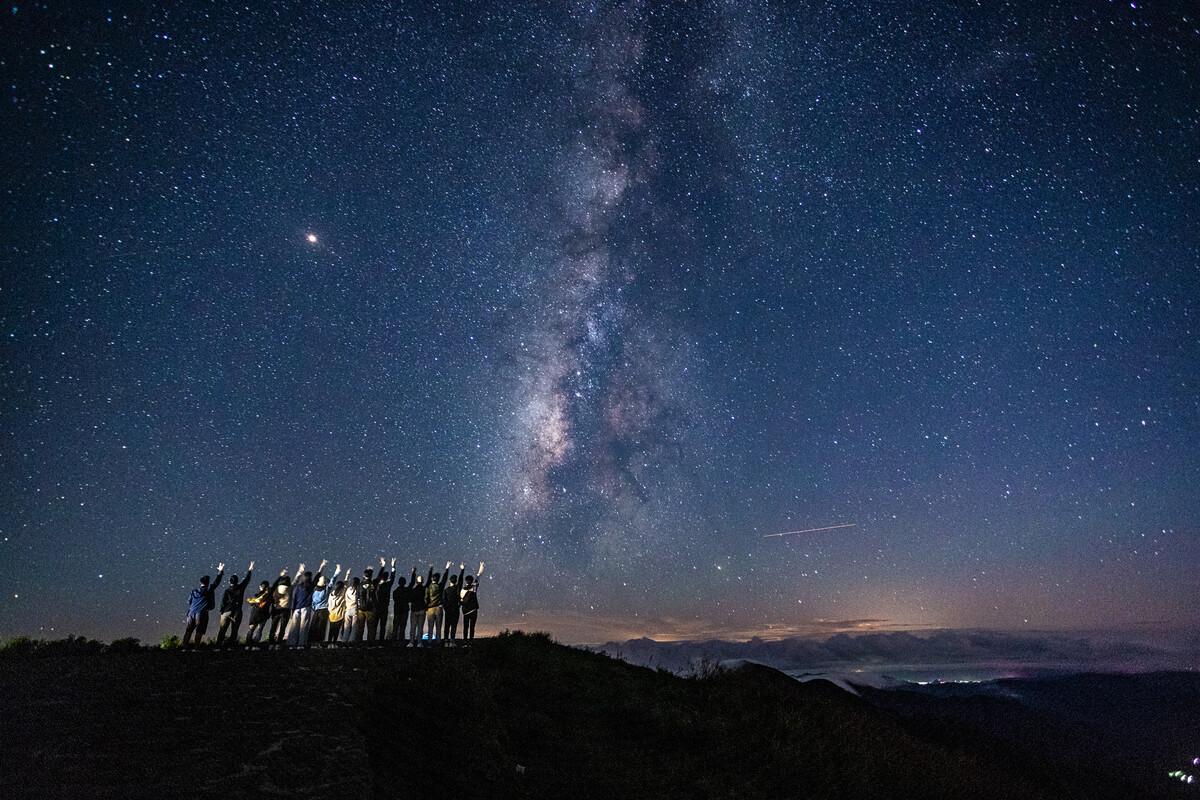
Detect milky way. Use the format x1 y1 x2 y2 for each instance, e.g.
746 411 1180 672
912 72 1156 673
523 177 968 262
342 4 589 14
1 1 1197 644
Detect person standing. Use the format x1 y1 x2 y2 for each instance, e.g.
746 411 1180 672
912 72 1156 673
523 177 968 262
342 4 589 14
327 575 348 644
182 563 224 646
460 561 484 641
442 563 465 642
287 561 325 647
269 569 292 645
216 561 254 646
407 566 427 646
342 576 362 643
390 572 409 641
424 562 451 645
371 557 396 643
310 564 339 644
244 579 272 645
357 566 377 642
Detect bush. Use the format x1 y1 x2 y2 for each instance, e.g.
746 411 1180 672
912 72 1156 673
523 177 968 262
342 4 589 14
0 636 38 655
107 637 142 654
159 634 181 650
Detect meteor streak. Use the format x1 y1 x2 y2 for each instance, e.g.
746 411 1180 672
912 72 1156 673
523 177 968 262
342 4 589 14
762 523 857 539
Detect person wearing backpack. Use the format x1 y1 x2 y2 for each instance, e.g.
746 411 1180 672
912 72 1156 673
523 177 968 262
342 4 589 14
390 572 409 641
442 563 466 642
215 561 254 646
244 579 272 645
310 564 339 644
424 561 452 645
356 566 377 641
182 562 225 646
326 575 348 644
407 566 427 645
342 576 362 643
269 569 292 645
460 562 484 641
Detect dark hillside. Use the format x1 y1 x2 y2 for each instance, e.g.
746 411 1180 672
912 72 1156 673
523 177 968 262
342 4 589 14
0 633 1158 799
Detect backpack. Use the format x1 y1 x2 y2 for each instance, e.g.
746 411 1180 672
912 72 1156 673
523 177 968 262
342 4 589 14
425 581 443 607
461 586 478 613
358 581 376 611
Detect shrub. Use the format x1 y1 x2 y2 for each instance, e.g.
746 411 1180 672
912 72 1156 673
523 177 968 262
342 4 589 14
107 637 142 654
159 634 181 650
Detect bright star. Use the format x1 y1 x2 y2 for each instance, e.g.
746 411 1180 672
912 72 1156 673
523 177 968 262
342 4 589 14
305 232 318 244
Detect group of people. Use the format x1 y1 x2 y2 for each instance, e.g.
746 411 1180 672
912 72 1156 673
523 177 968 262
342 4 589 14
182 558 485 648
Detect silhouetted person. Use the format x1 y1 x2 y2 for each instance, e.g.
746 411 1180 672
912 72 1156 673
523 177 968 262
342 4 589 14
357 567 377 641
460 561 484 641
390 574 409 640
407 567 427 645
245 580 272 644
371 557 396 642
182 562 224 646
442 563 465 641
216 561 254 646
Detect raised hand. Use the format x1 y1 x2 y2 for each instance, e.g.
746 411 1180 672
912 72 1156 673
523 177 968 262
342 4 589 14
459 562 465 571
334 563 341 575
298 563 306 573
478 561 485 576
390 557 396 568
217 562 225 572
248 560 255 571
280 567 288 576
445 560 452 571
319 559 328 570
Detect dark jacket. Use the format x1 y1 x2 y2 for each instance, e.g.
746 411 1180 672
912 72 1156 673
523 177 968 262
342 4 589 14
291 579 313 610
247 586 271 625
186 571 223 616
374 572 395 615
425 566 449 608
392 581 408 616
219 571 252 615
443 566 465 612
409 570 429 612
461 585 479 614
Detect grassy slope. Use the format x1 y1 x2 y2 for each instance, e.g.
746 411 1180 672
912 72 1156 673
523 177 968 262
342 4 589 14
0 633 1106 799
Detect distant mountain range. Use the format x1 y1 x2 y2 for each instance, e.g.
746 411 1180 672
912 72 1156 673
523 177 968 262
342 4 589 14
597 628 1200 678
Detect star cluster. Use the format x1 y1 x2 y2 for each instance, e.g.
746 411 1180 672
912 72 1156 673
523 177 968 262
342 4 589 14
0 1 1197 643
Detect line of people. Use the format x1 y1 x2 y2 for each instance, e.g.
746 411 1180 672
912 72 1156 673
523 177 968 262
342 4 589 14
182 558 485 648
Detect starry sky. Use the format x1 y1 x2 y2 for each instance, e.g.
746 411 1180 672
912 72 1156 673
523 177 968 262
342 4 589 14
1 1 1197 645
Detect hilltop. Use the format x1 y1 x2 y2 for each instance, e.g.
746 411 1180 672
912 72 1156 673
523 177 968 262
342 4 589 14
0 632 1187 799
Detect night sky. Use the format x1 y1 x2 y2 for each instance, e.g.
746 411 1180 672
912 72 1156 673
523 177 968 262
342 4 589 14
2 1 1197 645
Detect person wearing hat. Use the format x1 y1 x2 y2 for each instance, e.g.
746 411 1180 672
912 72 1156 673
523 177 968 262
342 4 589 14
182 562 225 646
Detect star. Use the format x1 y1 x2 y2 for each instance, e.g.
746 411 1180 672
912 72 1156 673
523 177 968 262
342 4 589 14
305 232 318 245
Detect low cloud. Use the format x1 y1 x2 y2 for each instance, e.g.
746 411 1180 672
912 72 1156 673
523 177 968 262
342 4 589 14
592 628 1200 675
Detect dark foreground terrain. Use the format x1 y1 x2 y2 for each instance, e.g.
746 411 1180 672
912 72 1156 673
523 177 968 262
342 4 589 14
1 633 1194 799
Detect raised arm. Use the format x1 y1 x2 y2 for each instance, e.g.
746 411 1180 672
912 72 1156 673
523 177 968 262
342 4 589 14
243 561 254 588
440 561 452 587
477 561 485 579
426 565 434 586
213 563 225 590
409 566 417 586
456 563 465 587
